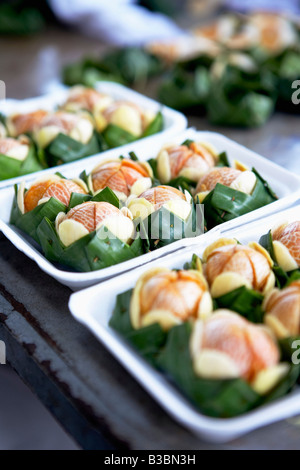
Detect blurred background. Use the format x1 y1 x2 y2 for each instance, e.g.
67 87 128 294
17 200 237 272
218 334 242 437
0 0 299 449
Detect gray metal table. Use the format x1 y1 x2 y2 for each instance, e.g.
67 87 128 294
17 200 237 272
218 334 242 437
1 27 300 450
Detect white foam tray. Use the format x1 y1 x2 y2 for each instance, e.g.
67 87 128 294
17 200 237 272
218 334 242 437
69 204 300 443
0 129 300 290
0 82 187 189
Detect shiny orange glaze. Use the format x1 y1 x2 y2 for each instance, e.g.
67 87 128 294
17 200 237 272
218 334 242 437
140 270 207 320
202 312 279 381
24 179 86 213
65 201 120 233
272 221 300 267
205 244 271 292
196 167 241 193
92 159 149 196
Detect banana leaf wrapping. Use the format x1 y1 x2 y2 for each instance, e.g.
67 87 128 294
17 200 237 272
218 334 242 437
35 187 143 272
157 322 300 418
202 168 277 230
41 131 101 167
10 185 67 244
100 111 163 149
259 230 300 287
37 220 143 272
67 186 120 209
109 289 166 365
207 63 276 127
214 286 264 324
63 48 164 87
109 262 300 417
0 3 45 36
137 202 204 252
263 47 300 114
0 144 43 181
158 66 210 113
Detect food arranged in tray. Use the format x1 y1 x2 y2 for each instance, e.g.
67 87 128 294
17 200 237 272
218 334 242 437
110 226 300 419
9 135 280 274
1 128 300 290
69 205 300 441
0 82 186 185
65 12 300 125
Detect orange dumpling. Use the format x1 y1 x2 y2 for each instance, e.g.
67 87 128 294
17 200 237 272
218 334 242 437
89 158 153 199
156 141 218 183
94 100 156 136
203 239 275 297
56 201 134 246
271 221 300 271
195 166 257 201
19 175 87 214
63 86 112 113
0 136 30 161
264 281 300 338
127 185 192 221
33 111 94 148
130 267 213 330
7 110 49 137
190 310 283 389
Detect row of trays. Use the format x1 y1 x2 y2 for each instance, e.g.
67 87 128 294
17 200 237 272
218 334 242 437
1 83 300 443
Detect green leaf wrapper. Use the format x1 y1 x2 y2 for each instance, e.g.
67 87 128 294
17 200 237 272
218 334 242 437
158 322 299 417
37 220 144 273
214 286 264 323
67 187 120 210
202 168 277 230
207 64 276 127
166 176 196 193
157 322 261 418
183 253 202 271
0 145 43 181
63 48 164 87
158 67 210 112
43 132 101 167
138 203 204 251
101 124 137 148
109 289 166 364
217 151 230 168
141 112 163 138
10 185 67 244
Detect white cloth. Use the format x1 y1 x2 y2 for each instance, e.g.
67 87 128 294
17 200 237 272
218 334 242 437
49 0 185 45
225 0 300 14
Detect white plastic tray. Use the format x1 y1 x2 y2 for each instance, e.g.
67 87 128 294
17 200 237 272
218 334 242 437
0 82 187 189
0 129 300 290
69 204 300 443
